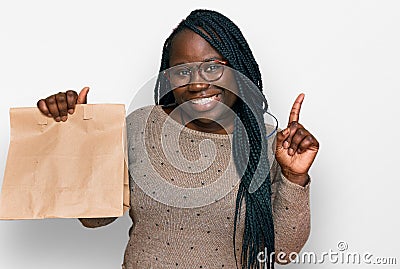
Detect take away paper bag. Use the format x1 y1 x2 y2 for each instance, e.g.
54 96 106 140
0 104 130 219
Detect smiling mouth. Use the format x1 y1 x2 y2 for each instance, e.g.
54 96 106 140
189 94 221 105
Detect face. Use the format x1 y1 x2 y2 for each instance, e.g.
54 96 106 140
168 29 238 130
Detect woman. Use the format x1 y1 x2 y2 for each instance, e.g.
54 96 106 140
37 9 319 269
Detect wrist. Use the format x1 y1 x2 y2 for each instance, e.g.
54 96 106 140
282 171 310 187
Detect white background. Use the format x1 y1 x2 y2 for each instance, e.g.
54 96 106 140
1 0 399 268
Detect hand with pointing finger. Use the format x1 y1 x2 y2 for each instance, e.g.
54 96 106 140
275 93 319 186
37 87 90 122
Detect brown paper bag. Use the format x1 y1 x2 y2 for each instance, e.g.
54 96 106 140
0 104 130 219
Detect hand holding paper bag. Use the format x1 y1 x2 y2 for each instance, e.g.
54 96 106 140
37 87 89 121
0 101 129 219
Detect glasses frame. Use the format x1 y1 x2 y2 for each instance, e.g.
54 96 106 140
163 59 228 88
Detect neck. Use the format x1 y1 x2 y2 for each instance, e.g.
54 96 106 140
185 119 232 135
162 105 234 135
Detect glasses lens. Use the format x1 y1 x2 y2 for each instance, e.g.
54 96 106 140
200 62 224 82
166 65 191 88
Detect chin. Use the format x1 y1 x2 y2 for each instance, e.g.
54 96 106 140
183 103 233 125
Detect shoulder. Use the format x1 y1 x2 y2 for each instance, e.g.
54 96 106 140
126 105 156 123
126 105 158 140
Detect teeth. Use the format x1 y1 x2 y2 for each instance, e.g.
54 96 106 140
191 97 213 105
190 94 219 105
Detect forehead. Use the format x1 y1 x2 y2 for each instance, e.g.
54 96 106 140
169 29 223 66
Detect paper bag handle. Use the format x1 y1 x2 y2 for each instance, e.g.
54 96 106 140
82 104 93 120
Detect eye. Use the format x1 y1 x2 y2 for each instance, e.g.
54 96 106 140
171 67 190 77
203 63 223 73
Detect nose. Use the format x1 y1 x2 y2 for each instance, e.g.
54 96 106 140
188 82 210 92
188 69 210 91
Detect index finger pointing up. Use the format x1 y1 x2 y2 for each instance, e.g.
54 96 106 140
289 93 305 123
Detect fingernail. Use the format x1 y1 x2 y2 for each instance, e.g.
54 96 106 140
283 128 289 135
288 148 294 155
48 114 52 117
68 109 74 114
55 117 61 122
61 116 67 122
283 141 289 149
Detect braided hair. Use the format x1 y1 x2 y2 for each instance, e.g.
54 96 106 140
155 9 275 269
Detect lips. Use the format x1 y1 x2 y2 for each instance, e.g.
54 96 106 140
190 94 221 105
185 93 222 112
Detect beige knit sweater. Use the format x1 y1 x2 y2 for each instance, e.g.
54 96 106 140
81 105 311 268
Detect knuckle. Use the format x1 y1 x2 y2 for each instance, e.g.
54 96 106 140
37 99 44 108
56 93 66 102
293 135 302 144
290 141 298 149
305 135 314 144
66 90 77 98
309 136 319 147
46 96 56 104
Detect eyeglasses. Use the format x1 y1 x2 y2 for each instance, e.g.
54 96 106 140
164 60 228 88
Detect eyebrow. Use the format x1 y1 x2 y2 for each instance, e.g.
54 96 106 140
204 56 221 62
171 56 224 67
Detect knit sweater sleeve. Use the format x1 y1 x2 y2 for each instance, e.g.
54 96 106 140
270 156 311 264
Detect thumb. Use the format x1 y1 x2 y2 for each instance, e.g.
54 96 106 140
275 127 290 151
77 87 89 104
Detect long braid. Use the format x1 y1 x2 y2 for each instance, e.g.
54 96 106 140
155 9 275 269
